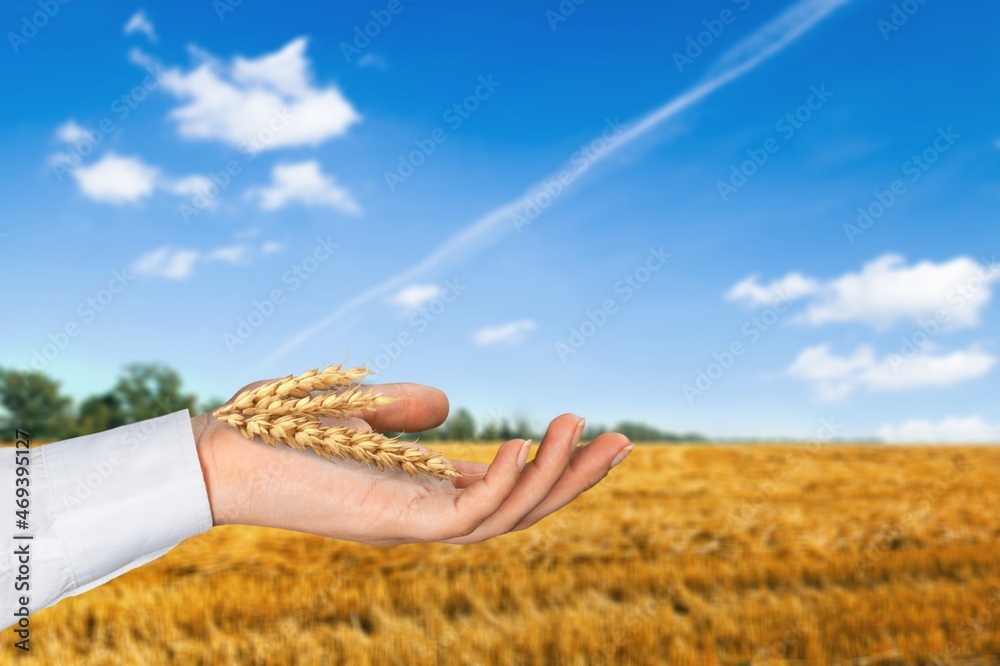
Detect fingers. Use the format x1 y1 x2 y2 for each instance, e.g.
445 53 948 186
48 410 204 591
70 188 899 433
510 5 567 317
410 439 525 541
447 414 584 543
220 380 449 435
451 439 526 531
349 383 449 433
449 460 489 489
513 432 632 531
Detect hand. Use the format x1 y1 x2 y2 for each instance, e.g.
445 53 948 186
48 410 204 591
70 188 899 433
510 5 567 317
190 382 633 546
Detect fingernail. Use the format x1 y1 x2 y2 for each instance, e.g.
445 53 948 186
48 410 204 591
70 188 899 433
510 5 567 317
573 418 586 447
517 440 532 470
610 444 634 468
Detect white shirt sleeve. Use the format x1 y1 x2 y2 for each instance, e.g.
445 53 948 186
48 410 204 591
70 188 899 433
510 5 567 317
1 410 213 630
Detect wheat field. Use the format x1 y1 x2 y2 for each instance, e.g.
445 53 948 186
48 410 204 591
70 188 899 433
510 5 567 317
5 443 1000 665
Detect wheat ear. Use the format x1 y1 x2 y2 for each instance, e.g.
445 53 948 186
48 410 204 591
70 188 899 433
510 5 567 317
216 364 374 416
221 385 394 419
213 364 460 480
218 412 460 479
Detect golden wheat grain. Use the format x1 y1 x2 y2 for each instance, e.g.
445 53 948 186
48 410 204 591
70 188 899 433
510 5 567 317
218 412 460 479
216 364 374 416
213 364 460 480
223 385 393 419
17 445 1000 665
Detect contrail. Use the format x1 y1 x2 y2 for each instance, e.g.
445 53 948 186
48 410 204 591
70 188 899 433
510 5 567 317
256 0 851 372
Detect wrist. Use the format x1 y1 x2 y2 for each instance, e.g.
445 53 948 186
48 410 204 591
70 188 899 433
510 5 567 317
191 413 237 526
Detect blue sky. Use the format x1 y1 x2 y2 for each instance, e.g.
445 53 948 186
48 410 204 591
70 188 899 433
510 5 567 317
2 0 998 441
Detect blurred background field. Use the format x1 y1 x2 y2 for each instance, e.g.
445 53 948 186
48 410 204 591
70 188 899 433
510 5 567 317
5 443 1000 665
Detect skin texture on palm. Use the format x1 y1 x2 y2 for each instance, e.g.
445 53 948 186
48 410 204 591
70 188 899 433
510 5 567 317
190 382 633 546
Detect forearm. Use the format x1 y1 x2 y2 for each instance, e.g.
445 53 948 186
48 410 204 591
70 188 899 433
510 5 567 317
0 411 213 630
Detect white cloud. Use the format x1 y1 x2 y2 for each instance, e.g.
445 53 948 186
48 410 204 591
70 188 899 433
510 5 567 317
726 272 820 307
165 175 218 208
356 53 389 70
787 343 997 401
132 247 201 280
205 245 250 264
69 153 222 207
124 11 156 41
260 241 285 255
728 254 999 330
708 0 849 78
72 153 159 205
390 285 441 311
146 37 359 150
247 160 360 214
231 38 310 96
878 416 1000 444
253 0 852 369
131 243 255 280
473 320 537 346
55 120 90 144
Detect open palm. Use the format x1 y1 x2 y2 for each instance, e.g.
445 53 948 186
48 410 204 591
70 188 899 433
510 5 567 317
191 382 632 546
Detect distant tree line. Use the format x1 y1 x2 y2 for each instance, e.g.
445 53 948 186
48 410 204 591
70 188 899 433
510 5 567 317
0 365 703 443
0 364 215 440
395 410 704 443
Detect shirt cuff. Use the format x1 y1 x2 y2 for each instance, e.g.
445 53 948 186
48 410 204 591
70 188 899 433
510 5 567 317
1 410 213 622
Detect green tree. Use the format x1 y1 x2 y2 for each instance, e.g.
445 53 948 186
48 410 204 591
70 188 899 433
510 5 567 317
445 408 476 441
611 420 705 443
0 368 73 439
498 418 516 441
112 363 198 423
582 423 608 442
417 426 446 442
77 393 126 435
479 420 500 441
514 418 536 441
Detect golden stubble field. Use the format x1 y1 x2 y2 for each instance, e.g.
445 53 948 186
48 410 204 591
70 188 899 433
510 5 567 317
4 443 1000 665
